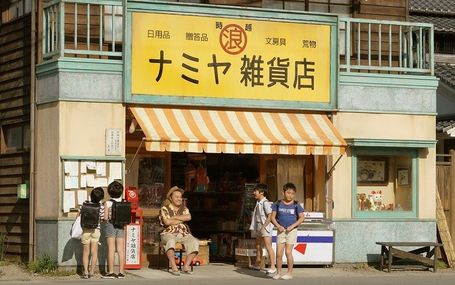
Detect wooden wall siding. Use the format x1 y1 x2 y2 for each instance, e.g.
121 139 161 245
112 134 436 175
354 0 407 21
0 14 31 261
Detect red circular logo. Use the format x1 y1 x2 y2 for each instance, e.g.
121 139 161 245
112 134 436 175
219 24 247 55
128 190 137 199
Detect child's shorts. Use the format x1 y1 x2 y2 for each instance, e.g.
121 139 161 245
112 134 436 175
104 222 125 238
252 223 273 238
81 228 101 245
276 228 297 244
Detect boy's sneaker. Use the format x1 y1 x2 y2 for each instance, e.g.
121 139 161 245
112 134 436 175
117 273 125 279
101 273 117 279
281 274 293 280
267 268 277 275
272 274 281 280
81 273 89 279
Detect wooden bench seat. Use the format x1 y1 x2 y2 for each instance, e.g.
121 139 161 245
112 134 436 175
376 242 442 273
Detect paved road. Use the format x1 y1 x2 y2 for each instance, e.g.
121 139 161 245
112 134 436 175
2 264 455 285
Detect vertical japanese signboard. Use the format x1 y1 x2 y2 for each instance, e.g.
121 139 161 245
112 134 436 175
131 12 332 104
125 224 142 269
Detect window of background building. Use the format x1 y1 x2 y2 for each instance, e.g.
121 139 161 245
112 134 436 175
0 0 31 25
0 124 30 153
352 148 418 218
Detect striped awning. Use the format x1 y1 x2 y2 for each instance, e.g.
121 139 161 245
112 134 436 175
129 107 347 155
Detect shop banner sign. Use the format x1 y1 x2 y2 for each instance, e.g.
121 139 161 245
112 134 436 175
131 12 332 103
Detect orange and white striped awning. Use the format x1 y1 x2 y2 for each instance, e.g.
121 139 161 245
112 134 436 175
129 107 347 155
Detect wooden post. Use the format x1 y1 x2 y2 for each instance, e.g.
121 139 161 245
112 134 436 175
450 150 455 247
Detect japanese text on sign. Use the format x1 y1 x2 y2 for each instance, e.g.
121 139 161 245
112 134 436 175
132 13 332 103
126 224 141 265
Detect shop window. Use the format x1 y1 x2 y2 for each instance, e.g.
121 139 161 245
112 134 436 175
353 148 418 218
0 124 30 153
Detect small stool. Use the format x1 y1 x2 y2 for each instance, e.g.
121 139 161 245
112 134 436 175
158 242 193 272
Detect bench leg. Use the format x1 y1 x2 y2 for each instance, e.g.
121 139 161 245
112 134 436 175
379 246 384 272
433 246 439 273
387 247 392 273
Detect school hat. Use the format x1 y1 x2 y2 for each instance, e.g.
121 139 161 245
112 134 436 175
166 186 184 199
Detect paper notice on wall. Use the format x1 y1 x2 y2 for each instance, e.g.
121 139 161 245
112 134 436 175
63 191 76 213
86 174 95 187
64 161 79 176
80 174 87 188
96 162 106 176
80 162 87 174
77 190 87 205
65 175 79 189
86 161 96 171
95 178 108 188
109 162 122 180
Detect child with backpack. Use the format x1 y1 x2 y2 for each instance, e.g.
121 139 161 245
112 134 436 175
102 181 131 279
249 183 276 275
79 187 105 279
270 182 305 280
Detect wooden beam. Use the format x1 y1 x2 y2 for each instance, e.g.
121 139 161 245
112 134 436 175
436 189 455 268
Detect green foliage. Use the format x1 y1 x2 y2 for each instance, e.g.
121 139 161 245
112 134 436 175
0 233 6 261
28 254 58 274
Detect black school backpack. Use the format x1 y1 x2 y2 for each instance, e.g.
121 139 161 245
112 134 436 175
80 201 101 229
110 199 132 229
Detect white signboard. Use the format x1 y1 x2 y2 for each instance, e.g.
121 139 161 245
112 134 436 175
125 224 141 266
272 229 334 265
105 128 122 156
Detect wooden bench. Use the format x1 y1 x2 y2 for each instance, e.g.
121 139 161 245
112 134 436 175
376 242 442 273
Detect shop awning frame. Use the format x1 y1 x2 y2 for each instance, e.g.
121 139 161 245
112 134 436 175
129 107 347 155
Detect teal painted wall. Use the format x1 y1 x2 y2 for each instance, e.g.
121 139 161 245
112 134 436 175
333 220 436 263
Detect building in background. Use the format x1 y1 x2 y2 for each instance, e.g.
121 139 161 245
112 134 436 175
0 0 441 266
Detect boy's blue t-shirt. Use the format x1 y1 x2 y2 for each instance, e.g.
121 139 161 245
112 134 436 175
271 201 304 228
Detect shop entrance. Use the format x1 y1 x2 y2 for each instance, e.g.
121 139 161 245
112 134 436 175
126 149 328 263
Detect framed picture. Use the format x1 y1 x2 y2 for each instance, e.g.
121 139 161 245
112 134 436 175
357 156 389 185
397 167 409 186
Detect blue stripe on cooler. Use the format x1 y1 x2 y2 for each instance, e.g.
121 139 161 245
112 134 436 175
272 236 333 243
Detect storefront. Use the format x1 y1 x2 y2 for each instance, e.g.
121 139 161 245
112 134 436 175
125 107 346 263
122 2 345 265
34 1 438 267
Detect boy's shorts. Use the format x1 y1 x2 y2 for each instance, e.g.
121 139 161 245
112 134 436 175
252 223 273 238
276 228 297 244
81 228 101 245
104 222 125 238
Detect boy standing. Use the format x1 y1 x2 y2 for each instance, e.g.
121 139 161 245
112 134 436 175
271 183 305 280
80 187 104 279
249 183 276 275
102 181 126 279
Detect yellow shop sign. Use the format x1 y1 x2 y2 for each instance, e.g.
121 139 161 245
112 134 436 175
131 12 332 103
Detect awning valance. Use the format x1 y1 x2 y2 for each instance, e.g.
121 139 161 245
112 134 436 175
129 107 347 155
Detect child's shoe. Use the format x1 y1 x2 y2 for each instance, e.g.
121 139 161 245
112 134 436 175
272 274 281 280
101 272 117 279
267 268 277 275
117 273 125 279
281 274 293 280
81 273 89 279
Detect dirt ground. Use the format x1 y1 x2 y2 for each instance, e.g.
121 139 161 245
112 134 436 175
0 262 136 281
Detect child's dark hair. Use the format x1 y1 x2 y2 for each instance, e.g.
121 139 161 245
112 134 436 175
283 182 297 192
90 187 105 203
107 181 123 199
255 183 271 200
